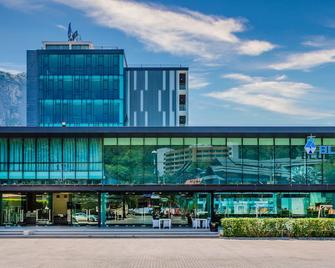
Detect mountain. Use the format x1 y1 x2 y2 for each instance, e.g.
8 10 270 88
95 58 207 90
0 71 26 126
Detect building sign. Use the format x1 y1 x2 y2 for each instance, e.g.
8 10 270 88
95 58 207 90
304 136 316 154
305 136 335 155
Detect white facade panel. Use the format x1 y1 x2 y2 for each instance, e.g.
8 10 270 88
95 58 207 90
158 90 162 112
145 70 148 91
140 90 144 112
133 70 137 90
145 111 148 126
162 71 166 91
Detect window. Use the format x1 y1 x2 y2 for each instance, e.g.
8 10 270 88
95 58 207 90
179 73 186 90
179 95 186 111
179 115 186 125
179 95 186 104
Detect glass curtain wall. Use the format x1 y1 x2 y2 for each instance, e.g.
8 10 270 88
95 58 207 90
214 192 335 218
0 136 334 185
103 192 211 226
38 52 124 126
103 137 326 185
0 137 103 183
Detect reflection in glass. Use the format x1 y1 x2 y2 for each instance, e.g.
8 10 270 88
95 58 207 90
103 193 210 226
214 192 335 218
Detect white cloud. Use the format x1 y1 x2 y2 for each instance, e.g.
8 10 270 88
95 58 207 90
0 0 44 11
207 73 332 118
275 74 287 81
237 40 276 56
189 74 210 90
222 73 257 83
52 0 275 61
268 49 335 70
56 24 67 31
302 35 334 48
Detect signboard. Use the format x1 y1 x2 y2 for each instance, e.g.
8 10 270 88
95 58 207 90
305 136 335 155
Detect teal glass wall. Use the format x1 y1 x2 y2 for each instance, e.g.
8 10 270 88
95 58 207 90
0 137 103 183
36 51 124 126
1 135 335 185
103 136 330 185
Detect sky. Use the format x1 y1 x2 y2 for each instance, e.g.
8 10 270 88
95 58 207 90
1 0 335 126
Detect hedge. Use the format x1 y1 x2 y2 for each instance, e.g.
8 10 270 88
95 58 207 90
220 218 335 237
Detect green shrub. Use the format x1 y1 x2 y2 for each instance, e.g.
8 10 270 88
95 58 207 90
220 218 335 237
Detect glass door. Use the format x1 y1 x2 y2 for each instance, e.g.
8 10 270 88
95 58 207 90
71 193 99 225
1 194 25 225
104 193 198 227
105 194 153 226
35 194 51 225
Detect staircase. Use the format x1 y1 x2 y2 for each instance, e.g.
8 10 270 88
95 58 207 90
0 227 220 238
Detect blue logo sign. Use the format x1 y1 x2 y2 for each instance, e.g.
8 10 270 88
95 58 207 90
305 136 316 154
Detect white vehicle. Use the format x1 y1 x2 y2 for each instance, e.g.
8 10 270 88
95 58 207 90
72 212 98 223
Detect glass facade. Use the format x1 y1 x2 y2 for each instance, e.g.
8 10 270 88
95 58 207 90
103 193 210 226
0 135 334 185
1 192 335 226
36 51 124 126
103 136 329 185
0 137 103 183
1 132 335 225
214 192 335 218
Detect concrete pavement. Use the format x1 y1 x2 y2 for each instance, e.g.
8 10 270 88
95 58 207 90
0 238 334 268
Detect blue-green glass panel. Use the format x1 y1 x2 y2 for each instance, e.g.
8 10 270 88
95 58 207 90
63 138 75 179
76 138 89 178
9 138 23 179
36 138 49 179
274 138 290 184
89 138 103 179
242 138 258 184
50 138 62 179
291 138 306 184
23 138 36 179
0 138 8 179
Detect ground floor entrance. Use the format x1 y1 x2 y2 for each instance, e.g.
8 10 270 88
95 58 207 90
1 191 335 226
0 192 212 227
102 193 211 227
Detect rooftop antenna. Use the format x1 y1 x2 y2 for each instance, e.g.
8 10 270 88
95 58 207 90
67 22 81 41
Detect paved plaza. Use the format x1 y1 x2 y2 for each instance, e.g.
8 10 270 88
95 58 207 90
0 238 334 268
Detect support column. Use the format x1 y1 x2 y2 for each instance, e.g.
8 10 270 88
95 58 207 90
0 193 2 225
210 192 215 221
99 192 107 227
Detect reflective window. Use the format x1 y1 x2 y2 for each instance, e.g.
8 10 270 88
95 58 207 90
323 138 335 184
227 138 242 184
214 192 335 218
1 135 335 186
242 138 258 184
37 52 124 126
274 138 290 184
259 138 274 184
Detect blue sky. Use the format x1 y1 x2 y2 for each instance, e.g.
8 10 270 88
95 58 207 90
1 0 335 126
